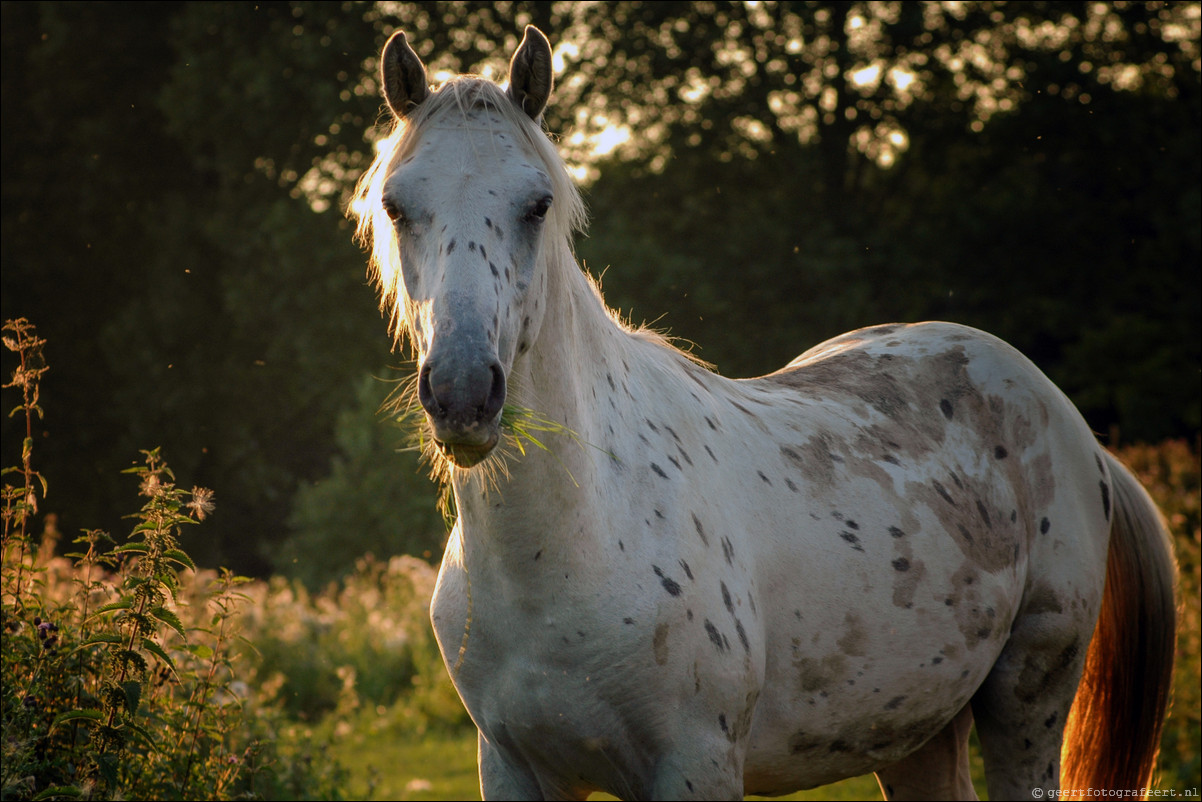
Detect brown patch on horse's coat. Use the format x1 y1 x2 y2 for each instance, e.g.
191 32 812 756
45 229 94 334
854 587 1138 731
654 623 670 665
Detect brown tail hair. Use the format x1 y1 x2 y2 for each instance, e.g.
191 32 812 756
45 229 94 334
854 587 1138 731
1061 452 1178 798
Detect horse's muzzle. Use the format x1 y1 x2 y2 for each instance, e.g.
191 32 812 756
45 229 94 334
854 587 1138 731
418 357 506 468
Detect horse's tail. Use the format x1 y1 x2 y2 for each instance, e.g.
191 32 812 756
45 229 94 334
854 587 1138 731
1061 452 1177 797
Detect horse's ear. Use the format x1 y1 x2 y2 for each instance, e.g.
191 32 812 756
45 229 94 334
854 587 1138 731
381 30 429 119
507 25 554 121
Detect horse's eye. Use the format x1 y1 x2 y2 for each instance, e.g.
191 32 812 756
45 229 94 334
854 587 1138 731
383 199 405 223
524 195 552 223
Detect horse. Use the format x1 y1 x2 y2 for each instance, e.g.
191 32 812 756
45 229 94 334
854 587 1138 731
349 25 1177 801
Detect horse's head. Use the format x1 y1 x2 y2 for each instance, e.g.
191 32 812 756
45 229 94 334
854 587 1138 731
354 27 584 469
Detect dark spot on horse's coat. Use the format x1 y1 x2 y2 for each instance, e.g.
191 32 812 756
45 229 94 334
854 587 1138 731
606 373 615 390
652 565 682 597
892 557 910 571
654 509 665 520
884 695 906 710
468 241 476 251
691 514 709 545
721 582 734 613
758 470 771 485
945 597 954 606
933 480 956 506
721 537 734 565
976 500 992 529
718 713 728 733
646 419 659 433
1100 480 1111 519
686 780 694 792
995 445 1008 459
829 740 852 753
940 399 954 419
679 560 693 580
889 526 906 538
668 456 681 470
446 238 456 254
735 620 750 653
1045 712 1057 728
705 445 718 462
883 454 900 465
932 656 943 664
1040 517 1051 534
950 472 963 490
845 520 859 530
1095 453 1105 474
957 524 974 544
704 620 726 651
624 617 634 624
534 549 542 561
705 416 717 430
785 478 798 492
489 262 499 277
650 463 668 479
839 531 864 552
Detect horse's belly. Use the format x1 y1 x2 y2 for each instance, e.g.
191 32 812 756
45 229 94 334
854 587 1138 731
742 547 1017 793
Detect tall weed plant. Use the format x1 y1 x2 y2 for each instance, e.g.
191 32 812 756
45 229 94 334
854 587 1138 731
1 319 346 801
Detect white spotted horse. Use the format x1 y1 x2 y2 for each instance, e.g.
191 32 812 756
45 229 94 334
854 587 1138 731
350 25 1177 801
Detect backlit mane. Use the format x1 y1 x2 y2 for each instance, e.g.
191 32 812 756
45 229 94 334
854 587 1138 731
349 76 586 347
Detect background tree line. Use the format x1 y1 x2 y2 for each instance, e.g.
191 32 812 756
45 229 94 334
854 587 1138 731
2 1 1198 584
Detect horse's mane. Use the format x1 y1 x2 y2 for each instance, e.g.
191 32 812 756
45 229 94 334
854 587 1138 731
349 76 587 346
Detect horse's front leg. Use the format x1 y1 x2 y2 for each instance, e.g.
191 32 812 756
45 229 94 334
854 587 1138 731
478 730 544 800
478 731 591 801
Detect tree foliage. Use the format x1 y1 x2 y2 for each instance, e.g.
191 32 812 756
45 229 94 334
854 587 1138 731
2 1 1197 577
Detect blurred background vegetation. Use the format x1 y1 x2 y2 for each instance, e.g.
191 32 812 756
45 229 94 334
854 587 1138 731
1 0 1198 585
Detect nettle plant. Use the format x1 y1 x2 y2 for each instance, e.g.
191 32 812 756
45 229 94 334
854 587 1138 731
1 318 342 801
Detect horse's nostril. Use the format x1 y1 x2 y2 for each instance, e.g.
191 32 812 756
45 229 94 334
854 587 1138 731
417 362 442 416
483 362 507 420
418 357 505 426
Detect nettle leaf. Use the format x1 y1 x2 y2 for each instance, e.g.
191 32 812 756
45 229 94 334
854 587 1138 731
51 708 104 732
122 680 142 718
163 548 196 571
186 642 214 660
114 542 149 555
141 639 177 673
151 606 186 638
32 785 83 801
89 599 133 618
122 718 158 751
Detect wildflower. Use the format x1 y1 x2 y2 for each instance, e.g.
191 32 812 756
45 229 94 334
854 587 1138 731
187 486 215 521
139 472 162 498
